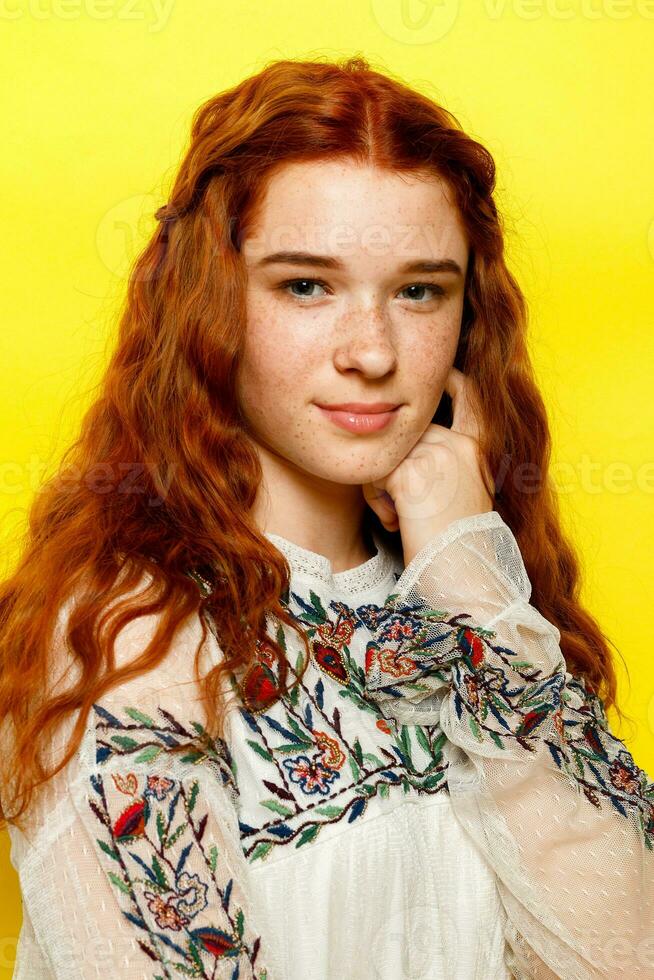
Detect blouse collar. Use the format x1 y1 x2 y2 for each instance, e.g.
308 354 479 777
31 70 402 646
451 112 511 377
263 526 401 595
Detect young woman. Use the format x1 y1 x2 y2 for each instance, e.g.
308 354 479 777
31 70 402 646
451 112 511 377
1 56 651 979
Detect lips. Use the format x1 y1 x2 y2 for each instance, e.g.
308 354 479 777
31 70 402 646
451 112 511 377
315 403 401 434
317 402 399 413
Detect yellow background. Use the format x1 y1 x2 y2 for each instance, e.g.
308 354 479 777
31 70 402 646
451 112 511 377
1 0 653 972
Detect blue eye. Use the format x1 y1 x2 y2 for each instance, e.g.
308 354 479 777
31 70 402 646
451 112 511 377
281 279 328 300
279 278 445 304
399 283 445 302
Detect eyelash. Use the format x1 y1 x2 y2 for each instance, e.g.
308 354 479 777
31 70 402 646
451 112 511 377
277 277 446 305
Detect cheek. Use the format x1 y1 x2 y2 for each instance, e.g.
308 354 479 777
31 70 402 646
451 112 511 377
405 326 460 399
238 304 318 424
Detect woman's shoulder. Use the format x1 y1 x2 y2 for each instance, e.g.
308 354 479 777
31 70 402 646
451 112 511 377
49 563 224 706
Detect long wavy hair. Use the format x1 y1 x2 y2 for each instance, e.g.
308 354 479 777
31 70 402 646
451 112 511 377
0 55 631 830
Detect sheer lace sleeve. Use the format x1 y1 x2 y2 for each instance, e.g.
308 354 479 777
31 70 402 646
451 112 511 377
8 583 281 979
363 511 654 980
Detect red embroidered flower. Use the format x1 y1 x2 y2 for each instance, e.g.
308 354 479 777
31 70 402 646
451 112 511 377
112 798 148 841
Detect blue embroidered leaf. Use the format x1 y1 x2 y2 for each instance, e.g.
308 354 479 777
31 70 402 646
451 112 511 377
261 715 304 742
348 797 367 822
268 823 293 839
239 710 261 734
125 850 160 885
167 788 181 823
175 842 193 876
93 703 124 727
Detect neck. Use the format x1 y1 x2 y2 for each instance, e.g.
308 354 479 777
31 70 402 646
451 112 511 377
250 446 376 574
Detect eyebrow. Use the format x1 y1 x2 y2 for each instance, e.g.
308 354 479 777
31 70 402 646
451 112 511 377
254 250 464 277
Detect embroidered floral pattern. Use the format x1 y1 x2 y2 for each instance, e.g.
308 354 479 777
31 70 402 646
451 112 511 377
88 705 271 977
361 598 654 851
227 585 452 864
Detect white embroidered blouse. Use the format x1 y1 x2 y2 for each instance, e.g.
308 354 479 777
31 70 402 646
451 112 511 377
6 511 654 979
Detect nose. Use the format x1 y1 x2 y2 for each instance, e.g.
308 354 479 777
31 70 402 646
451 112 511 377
332 308 398 379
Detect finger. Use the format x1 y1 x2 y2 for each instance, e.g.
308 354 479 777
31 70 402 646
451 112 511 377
362 483 399 531
442 366 483 441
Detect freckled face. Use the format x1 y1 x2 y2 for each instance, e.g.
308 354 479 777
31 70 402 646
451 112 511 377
237 159 469 485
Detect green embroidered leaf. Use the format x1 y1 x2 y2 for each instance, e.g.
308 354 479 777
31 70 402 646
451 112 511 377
359 783 375 797
352 738 364 766
362 752 385 768
314 803 344 817
170 964 201 977
348 753 361 781
275 742 311 754
156 810 166 844
189 939 204 970
287 683 300 707
421 771 446 789
108 871 130 895
246 739 274 762
135 744 164 764
299 610 323 626
191 721 207 735
432 730 447 753
110 735 139 750
209 844 218 873
187 780 200 814
96 838 120 862
250 840 273 863
236 907 245 939
151 854 168 889
379 782 390 799
180 750 205 765
398 726 413 765
489 731 505 751
286 716 310 741
123 707 158 728
468 714 483 742
260 799 294 818
275 623 287 651
415 726 431 755
296 822 320 847
166 822 188 848
308 591 326 619
423 758 442 773
338 688 377 713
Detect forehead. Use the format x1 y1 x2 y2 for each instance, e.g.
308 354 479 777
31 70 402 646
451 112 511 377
241 159 469 268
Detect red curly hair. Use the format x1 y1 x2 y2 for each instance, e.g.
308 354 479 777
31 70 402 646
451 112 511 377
0 54 631 830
